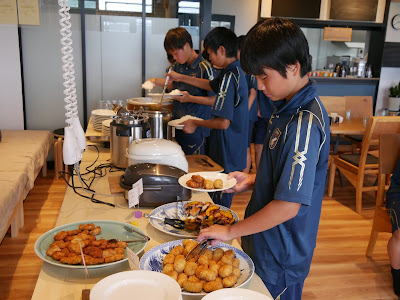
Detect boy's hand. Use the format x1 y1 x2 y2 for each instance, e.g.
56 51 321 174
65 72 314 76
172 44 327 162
172 91 190 103
168 70 184 82
197 224 233 246
224 172 256 193
181 119 197 134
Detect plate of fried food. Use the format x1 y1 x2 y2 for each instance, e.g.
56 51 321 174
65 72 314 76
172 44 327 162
148 201 239 238
139 239 254 296
178 172 237 192
34 220 148 269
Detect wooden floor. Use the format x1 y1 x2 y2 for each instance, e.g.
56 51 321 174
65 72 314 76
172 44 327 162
0 165 397 299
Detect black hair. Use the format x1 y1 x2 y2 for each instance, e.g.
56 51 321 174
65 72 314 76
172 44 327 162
241 18 311 78
201 49 210 62
167 53 175 64
164 27 193 52
204 27 238 58
237 35 246 52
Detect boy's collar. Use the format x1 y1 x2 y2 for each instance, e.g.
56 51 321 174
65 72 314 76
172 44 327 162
223 59 240 70
274 80 317 114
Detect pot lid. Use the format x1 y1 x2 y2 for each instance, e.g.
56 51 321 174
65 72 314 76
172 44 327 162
128 138 182 156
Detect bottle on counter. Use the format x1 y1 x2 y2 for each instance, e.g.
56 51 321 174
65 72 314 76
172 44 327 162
366 65 373 78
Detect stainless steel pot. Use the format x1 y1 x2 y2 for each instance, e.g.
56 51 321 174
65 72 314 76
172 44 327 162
110 113 150 168
143 109 172 140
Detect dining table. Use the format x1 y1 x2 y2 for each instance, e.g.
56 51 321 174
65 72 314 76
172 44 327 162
31 142 272 300
330 117 366 154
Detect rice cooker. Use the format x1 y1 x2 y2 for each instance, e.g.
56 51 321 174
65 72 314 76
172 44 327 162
110 113 150 168
126 138 188 172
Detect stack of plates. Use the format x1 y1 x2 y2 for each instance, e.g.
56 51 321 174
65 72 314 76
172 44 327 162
91 109 115 132
102 119 112 136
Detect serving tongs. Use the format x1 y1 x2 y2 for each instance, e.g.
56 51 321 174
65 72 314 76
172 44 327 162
185 239 213 261
144 214 185 229
160 66 173 104
124 225 150 241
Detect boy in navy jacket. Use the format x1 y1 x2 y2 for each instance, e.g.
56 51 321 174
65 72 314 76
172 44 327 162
170 27 248 208
198 18 330 300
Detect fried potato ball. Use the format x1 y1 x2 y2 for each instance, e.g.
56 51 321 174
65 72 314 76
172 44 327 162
195 265 208 278
222 274 238 288
212 248 224 262
224 249 235 258
170 245 184 256
203 249 213 260
203 278 224 292
219 254 234 266
174 255 186 273
219 264 233 278
184 261 198 276
198 269 217 281
232 257 240 268
182 279 204 293
203 180 214 190
182 239 193 248
209 260 220 273
232 266 241 279
54 231 68 241
197 254 209 266
213 179 223 189
184 242 198 257
163 263 174 274
164 270 178 281
163 253 175 265
177 273 188 287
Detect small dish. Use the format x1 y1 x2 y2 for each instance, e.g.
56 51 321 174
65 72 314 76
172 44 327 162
178 172 237 192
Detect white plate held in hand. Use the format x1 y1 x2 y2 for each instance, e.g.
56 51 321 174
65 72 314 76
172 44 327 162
178 171 237 192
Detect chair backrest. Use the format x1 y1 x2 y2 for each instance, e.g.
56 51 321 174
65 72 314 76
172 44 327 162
319 96 346 116
345 96 373 118
359 117 400 170
379 134 400 175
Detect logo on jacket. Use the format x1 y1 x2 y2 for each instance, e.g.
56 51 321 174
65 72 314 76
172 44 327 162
269 128 282 149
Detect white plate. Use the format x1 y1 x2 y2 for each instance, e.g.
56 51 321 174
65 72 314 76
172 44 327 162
101 119 113 127
90 270 182 300
91 109 116 117
178 172 237 192
139 240 254 296
148 201 239 238
34 220 148 269
148 92 183 99
202 288 273 300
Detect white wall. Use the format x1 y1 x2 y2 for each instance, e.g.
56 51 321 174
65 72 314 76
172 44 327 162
375 1 400 114
212 0 259 36
0 24 24 129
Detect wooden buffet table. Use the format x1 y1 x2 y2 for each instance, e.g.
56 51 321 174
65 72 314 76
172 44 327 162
31 143 271 300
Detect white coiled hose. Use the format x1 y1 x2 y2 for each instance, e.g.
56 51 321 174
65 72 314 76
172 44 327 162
59 0 86 165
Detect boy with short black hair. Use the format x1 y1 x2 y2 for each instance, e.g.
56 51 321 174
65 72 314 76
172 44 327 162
198 18 330 300
148 27 215 155
170 27 248 208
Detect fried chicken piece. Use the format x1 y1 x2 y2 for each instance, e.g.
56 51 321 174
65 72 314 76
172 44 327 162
50 240 69 249
83 246 103 258
60 255 82 265
67 239 85 254
54 231 68 241
51 251 66 261
82 254 104 265
102 248 125 258
104 254 124 263
106 241 127 249
67 229 81 236
186 179 201 188
213 179 223 189
77 232 95 241
90 239 108 249
79 223 95 231
46 245 61 257
191 175 205 183
203 180 214 190
89 226 101 236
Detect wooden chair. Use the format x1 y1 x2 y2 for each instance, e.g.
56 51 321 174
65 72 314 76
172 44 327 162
366 134 400 257
328 116 400 213
344 96 373 152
